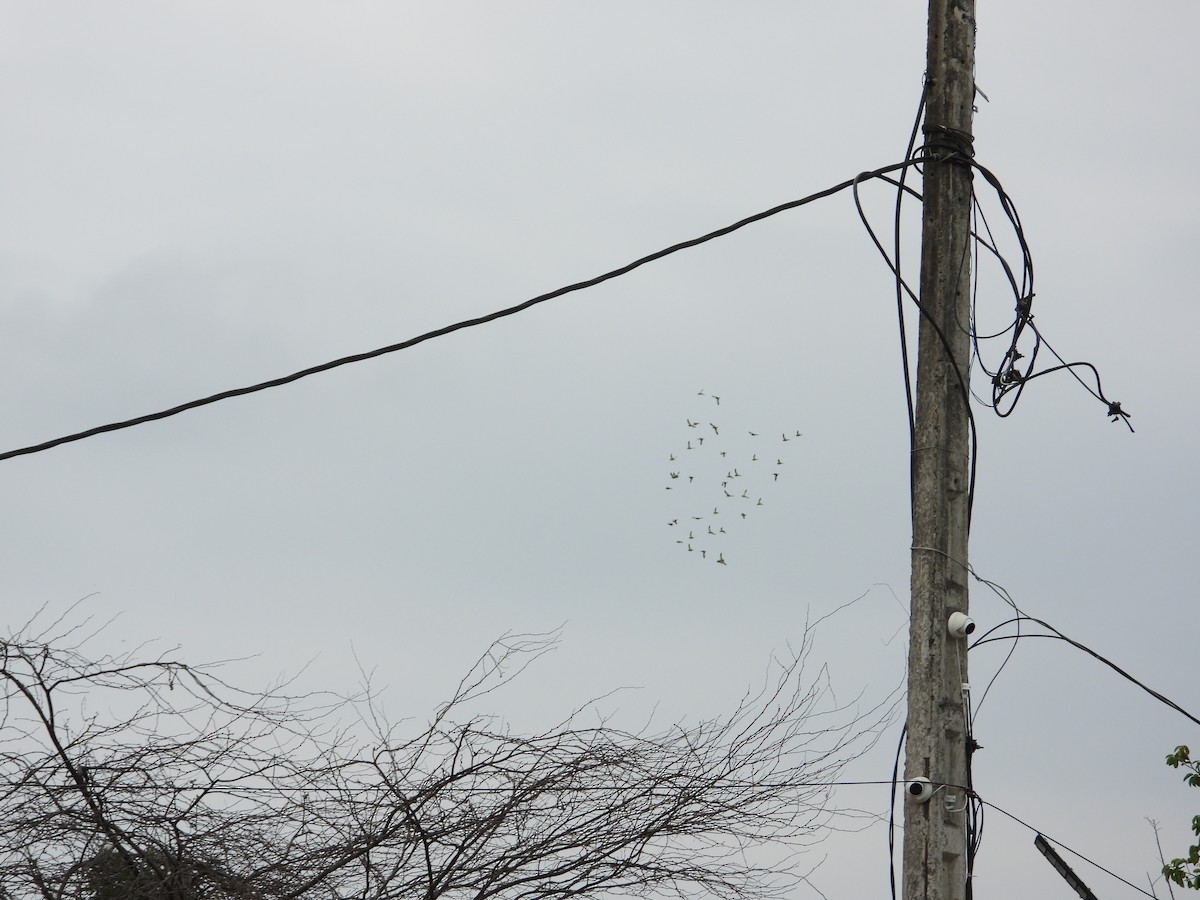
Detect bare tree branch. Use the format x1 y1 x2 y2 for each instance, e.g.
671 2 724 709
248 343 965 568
0 611 891 900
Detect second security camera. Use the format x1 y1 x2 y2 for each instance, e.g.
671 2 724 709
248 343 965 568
947 612 975 638
906 777 934 803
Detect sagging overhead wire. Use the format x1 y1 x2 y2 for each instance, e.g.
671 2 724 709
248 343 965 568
979 798 1158 899
0 778 911 796
1 160 926 465
970 614 1200 729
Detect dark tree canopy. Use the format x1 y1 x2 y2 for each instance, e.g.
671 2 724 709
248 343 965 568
0 608 891 900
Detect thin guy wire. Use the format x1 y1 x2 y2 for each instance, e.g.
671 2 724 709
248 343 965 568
980 799 1157 899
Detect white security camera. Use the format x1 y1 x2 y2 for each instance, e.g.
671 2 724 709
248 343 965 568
905 777 934 803
947 612 975 638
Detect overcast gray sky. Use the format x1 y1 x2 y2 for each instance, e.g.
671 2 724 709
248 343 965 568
2 2 1198 897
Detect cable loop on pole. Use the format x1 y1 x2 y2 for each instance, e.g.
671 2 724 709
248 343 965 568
921 123 976 162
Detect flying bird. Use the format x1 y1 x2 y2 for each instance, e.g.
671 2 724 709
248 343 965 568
710 423 719 434
749 431 758 436
757 498 764 506
712 395 721 405
670 472 680 479
687 419 698 428
717 554 727 565
782 433 790 441
669 453 676 461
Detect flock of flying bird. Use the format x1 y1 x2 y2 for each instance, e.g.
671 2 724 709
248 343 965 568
665 390 803 565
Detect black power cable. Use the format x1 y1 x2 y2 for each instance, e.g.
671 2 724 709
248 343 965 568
0 160 924 465
853 165 981 528
888 725 906 900
979 799 1158 899
893 83 928 466
970 622 1200 728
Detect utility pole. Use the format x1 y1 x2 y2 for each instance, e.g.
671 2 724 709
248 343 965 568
903 1 976 900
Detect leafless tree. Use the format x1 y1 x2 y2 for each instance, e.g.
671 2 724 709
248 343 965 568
0 606 891 900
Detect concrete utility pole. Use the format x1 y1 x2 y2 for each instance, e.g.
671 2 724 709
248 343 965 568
903 1 976 900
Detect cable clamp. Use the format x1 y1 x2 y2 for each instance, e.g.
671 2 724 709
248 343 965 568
921 124 976 162
993 362 1024 388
